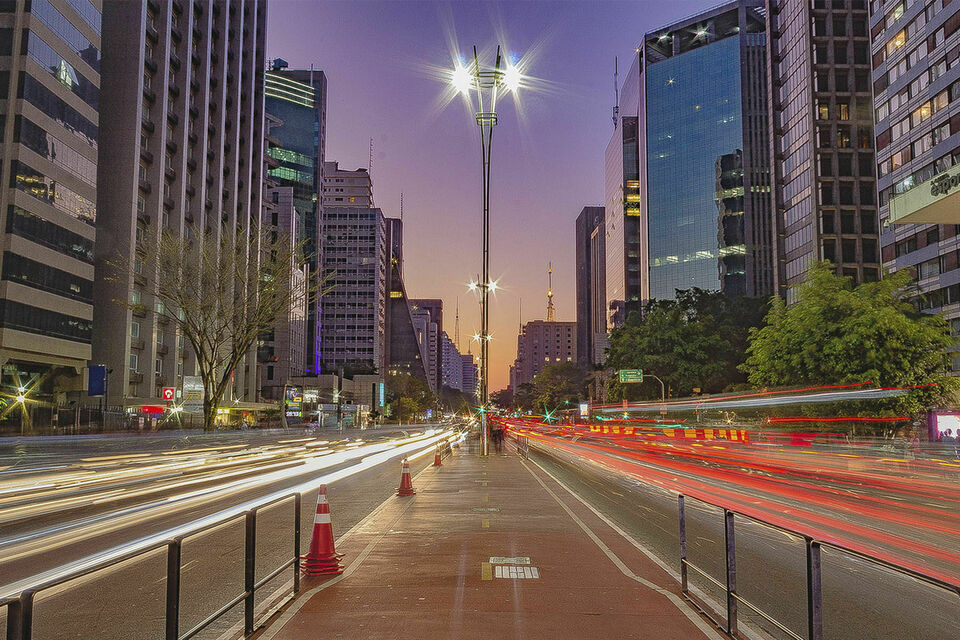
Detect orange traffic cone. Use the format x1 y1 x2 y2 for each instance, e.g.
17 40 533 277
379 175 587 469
433 444 442 467
397 458 416 496
301 485 343 575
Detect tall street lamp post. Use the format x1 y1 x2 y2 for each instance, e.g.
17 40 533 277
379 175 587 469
452 46 520 456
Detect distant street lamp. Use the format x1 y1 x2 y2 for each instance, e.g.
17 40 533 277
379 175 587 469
452 46 521 456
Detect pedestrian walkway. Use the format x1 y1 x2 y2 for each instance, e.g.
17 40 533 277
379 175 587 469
255 438 727 640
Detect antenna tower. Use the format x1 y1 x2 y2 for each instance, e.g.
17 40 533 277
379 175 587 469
546 263 555 322
612 56 619 128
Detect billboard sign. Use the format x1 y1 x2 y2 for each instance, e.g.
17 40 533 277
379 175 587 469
285 385 303 418
579 402 590 418
88 365 107 397
183 376 204 413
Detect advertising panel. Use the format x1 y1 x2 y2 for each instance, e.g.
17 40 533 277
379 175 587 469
183 376 204 413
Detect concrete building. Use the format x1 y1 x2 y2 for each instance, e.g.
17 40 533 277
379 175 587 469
264 63 326 374
604 111 641 328
0 0 100 423
609 1 774 311
461 352 478 400
383 217 430 385
93 0 267 408
318 205 387 375
440 331 463 391
409 298 442 391
410 305 438 393
509 320 577 389
575 206 606 366
322 162 373 208
766 0 880 301
260 183 307 401
872 0 960 368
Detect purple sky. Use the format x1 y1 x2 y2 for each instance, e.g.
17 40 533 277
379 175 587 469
267 0 715 390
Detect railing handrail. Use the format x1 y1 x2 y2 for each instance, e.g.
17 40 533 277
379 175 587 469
1 427 460 640
679 490 960 595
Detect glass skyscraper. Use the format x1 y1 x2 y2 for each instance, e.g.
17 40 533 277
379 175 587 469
264 65 327 374
646 36 747 298
0 0 100 425
617 0 774 304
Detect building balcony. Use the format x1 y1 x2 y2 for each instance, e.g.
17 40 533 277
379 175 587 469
131 338 145 350
167 111 179 126
129 372 144 384
163 196 175 210
171 25 183 42
170 53 182 70
138 179 151 193
144 57 158 72
158 315 170 326
143 87 156 102
134 273 147 287
146 23 158 42
137 212 151 226
165 166 176 181
157 343 169 356
140 148 154 164
141 117 155 133
168 83 180 98
132 304 147 318
166 139 178 154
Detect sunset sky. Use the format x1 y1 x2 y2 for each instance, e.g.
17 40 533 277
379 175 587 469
267 0 715 389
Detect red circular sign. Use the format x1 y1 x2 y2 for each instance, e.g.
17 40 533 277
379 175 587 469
161 387 176 401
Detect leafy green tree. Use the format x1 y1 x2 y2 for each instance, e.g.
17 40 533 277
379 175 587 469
489 388 513 408
742 262 957 415
511 382 537 412
385 373 434 422
529 363 589 411
605 289 768 401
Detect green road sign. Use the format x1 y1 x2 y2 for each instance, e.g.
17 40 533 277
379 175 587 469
619 369 643 383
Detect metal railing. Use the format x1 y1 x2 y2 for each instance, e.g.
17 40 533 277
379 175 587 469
4 492 302 640
676 493 960 640
2 427 462 640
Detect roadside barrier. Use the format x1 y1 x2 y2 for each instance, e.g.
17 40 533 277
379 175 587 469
301 485 343 576
397 458 416 496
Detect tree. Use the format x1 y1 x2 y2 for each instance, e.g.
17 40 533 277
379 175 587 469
385 372 434 422
529 363 589 411
511 382 537 412
742 262 957 415
489 388 513 408
605 289 768 401
109 225 319 431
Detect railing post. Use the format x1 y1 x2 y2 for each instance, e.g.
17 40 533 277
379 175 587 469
244 511 256 636
18 590 34 640
6 599 22 640
807 539 823 640
724 510 738 636
293 494 302 594
165 539 182 640
678 495 688 594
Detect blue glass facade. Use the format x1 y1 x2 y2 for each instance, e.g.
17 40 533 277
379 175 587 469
645 36 744 300
265 70 325 373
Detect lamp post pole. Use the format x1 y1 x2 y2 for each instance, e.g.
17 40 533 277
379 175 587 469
468 46 504 457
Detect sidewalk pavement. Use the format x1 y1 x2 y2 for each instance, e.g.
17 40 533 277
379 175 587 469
255 438 727 640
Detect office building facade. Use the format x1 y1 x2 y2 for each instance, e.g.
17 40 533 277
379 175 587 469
322 161 372 208
633 1 774 301
575 206 606 366
461 352 477 400
94 0 267 408
766 0 881 302
318 205 387 375
261 184 307 401
264 64 326 373
604 112 641 328
872 0 960 362
410 298 442 392
410 305 437 393
509 320 577 389
0 0 100 420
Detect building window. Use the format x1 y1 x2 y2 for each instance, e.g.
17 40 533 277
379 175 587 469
131 321 140 338
130 354 139 372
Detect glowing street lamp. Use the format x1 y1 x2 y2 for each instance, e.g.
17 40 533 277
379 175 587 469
451 45 522 456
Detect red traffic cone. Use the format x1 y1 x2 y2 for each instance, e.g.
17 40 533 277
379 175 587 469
433 444 442 467
301 485 343 575
397 458 416 496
